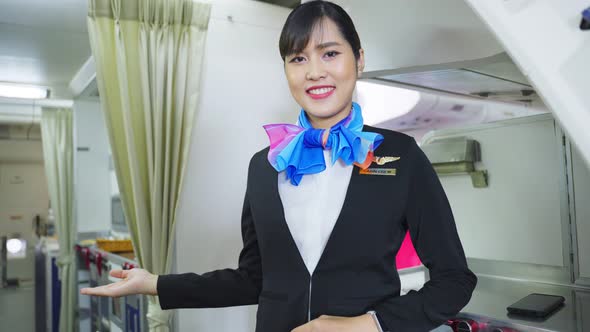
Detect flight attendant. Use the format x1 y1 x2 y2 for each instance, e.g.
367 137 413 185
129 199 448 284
82 1 477 331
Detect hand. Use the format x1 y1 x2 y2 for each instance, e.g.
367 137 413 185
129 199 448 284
80 268 158 297
291 314 378 332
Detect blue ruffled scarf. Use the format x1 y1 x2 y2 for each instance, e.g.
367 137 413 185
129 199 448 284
263 102 384 185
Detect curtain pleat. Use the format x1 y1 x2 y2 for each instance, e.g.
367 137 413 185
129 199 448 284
87 0 211 330
40 108 75 332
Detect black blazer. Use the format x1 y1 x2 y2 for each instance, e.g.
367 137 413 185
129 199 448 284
158 126 477 332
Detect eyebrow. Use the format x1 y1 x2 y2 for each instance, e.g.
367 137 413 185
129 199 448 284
286 41 343 59
315 41 342 50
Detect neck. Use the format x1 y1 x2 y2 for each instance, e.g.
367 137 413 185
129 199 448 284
306 101 353 129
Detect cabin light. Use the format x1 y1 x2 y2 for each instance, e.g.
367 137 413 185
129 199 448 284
6 238 24 254
356 80 420 126
5 238 27 259
0 83 49 99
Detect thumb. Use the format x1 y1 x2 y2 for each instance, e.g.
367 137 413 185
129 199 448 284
109 269 129 279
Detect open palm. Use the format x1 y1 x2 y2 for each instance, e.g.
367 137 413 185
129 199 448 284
80 268 158 297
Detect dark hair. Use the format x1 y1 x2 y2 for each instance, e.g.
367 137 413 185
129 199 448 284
279 0 362 61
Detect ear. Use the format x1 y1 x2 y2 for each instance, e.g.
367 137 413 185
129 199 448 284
357 49 365 77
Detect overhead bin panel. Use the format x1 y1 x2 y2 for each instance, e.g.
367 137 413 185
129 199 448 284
463 0 590 171
373 52 536 103
333 0 504 73
335 0 589 166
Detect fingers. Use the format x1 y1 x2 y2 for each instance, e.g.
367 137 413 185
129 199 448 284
80 280 129 297
80 284 118 297
109 269 129 279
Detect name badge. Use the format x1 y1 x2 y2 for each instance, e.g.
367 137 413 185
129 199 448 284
359 168 397 176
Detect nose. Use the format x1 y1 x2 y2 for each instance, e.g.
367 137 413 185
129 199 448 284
305 59 326 81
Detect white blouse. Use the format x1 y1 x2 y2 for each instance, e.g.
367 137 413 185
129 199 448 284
278 149 353 274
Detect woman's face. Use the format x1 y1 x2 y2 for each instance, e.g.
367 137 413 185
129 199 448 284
284 18 364 129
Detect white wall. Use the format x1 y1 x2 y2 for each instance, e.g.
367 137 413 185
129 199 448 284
73 98 111 233
422 115 565 267
174 1 298 331
0 153 48 243
0 139 43 163
0 138 48 233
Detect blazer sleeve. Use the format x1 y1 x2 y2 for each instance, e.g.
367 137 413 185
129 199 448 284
157 188 263 309
372 139 477 331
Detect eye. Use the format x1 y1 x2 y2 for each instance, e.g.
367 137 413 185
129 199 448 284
289 56 306 64
324 51 340 58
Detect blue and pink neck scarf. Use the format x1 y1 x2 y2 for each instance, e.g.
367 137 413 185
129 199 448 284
263 102 384 186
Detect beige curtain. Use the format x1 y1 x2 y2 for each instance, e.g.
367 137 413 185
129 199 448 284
40 108 76 332
87 0 211 330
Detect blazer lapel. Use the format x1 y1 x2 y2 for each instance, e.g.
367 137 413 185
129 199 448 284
314 164 362 272
256 155 310 277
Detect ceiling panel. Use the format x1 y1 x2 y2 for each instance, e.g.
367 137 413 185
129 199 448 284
0 23 90 86
0 0 88 33
0 0 91 98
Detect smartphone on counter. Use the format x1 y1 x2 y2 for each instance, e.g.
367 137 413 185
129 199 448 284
506 293 565 318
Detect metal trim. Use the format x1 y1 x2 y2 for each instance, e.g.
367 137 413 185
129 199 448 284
421 113 554 145
564 134 581 285
565 134 590 287
467 258 572 285
555 123 576 283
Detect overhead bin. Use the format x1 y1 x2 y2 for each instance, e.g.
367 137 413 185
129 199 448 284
333 0 590 166
337 0 536 104
374 53 536 104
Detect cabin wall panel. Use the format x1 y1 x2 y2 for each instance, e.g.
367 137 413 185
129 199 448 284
464 0 590 185
0 161 48 240
73 98 111 233
174 1 297 332
423 116 565 267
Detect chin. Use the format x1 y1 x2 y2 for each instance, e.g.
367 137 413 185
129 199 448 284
304 100 335 112
314 103 349 117
304 108 338 119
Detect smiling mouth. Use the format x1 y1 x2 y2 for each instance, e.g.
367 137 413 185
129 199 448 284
306 86 335 99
